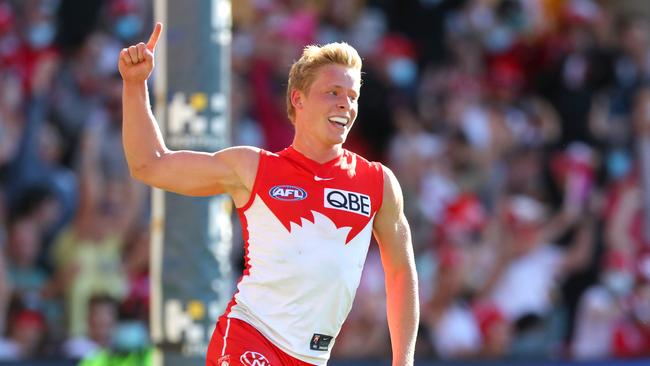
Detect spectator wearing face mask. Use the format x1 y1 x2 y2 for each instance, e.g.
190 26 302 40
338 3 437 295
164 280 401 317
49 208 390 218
67 293 152 365
571 250 634 359
107 0 146 44
12 0 60 95
62 294 118 360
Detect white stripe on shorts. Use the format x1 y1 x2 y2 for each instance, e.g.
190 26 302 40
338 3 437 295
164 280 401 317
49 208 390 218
221 318 231 356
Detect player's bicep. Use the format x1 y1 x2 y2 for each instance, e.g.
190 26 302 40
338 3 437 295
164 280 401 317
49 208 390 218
373 166 414 274
137 146 259 197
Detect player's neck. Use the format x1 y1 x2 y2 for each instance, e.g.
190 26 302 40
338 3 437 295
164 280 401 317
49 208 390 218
291 139 343 164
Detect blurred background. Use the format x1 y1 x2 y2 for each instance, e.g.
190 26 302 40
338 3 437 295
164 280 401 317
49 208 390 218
1 0 650 365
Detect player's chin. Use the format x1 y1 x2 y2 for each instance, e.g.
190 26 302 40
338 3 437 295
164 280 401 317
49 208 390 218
329 133 348 145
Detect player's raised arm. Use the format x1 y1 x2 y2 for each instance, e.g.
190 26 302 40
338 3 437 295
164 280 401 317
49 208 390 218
373 165 419 366
118 23 258 200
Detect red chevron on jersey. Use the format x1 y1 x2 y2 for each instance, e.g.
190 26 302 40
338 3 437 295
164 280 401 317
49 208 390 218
254 147 383 244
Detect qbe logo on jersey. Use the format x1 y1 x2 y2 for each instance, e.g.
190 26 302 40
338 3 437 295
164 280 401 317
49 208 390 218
324 188 371 217
240 351 271 366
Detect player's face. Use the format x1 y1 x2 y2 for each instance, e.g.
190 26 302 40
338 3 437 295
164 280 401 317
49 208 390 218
299 64 361 146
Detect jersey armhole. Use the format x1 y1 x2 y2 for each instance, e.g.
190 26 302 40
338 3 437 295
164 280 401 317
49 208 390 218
375 162 385 215
238 149 268 212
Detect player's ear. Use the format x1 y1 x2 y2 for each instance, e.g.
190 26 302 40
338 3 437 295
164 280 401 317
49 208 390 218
290 89 303 109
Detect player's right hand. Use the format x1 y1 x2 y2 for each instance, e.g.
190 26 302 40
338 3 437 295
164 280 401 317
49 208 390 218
118 22 162 83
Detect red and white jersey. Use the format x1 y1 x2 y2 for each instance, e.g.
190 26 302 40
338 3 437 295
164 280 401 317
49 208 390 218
225 146 384 365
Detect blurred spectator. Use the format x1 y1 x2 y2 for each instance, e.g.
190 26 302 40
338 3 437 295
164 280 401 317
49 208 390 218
105 0 148 44
231 73 264 147
120 224 150 323
51 124 143 338
0 303 48 360
538 0 609 147
423 246 482 359
483 194 594 357
387 102 444 251
611 280 650 358
62 294 118 360
571 249 632 359
609 14 650 113
604 171 643 279
74 294 151 365
5 190 50 307
4 185 65 334
473 300 512 358
2 75 78 266
78 345 152 366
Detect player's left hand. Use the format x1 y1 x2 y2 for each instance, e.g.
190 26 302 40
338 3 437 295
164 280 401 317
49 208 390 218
118 22 162 83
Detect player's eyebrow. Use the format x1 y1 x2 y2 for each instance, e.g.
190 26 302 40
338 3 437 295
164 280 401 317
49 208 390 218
331 84 359 98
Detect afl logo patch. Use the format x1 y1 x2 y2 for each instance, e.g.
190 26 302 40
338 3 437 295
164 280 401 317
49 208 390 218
240 351 271 366
269 185 307 201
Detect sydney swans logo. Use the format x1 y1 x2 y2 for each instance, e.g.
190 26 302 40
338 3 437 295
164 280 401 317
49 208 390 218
240 351 271 366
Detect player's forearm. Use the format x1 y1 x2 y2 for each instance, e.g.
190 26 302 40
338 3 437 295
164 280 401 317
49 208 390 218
122 80 168 180
385 266 419 366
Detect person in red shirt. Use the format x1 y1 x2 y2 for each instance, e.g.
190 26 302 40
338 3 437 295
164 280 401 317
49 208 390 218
612 273 650 358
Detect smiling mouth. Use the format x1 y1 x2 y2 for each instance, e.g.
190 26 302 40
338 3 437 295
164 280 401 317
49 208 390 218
328 116 349 127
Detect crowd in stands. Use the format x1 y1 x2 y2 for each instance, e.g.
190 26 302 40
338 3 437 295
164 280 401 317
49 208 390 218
1 0 650 362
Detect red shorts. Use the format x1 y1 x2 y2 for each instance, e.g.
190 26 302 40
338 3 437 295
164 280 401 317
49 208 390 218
206 316 315 366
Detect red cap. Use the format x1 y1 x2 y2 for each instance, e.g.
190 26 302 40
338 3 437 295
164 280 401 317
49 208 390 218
473 301 506 338
0 2 14 33
444 194 487 232
379 34 416 60
604 249 633 272
109 0 138 16
561 0 602 26
14 310 46 329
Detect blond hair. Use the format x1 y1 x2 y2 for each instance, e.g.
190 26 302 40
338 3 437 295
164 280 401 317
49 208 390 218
286 42 362 123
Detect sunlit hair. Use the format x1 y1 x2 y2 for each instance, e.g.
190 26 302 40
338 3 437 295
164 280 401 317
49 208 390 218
286 42 362 123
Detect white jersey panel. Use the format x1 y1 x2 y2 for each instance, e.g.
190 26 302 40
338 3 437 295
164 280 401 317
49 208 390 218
228 194 375 365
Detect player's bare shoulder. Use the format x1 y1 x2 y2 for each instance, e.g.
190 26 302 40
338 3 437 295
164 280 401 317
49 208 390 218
217 145 261 186
212 146 262 205
376 163 405 218
220 145 261 162
381 164 402 201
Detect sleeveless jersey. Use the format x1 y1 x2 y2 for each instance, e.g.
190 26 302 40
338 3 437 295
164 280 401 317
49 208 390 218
224 146 385 365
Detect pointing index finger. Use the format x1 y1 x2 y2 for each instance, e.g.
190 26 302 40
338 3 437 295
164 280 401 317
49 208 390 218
146 22 163 51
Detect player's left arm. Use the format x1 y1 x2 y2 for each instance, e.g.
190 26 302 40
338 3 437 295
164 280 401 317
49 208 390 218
373 165 419 366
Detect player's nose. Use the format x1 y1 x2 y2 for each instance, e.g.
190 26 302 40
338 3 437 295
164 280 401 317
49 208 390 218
337 97 351 111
